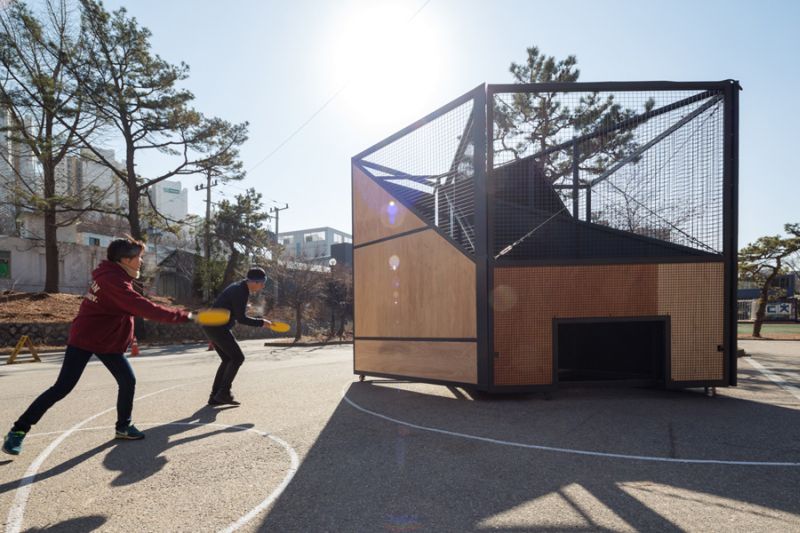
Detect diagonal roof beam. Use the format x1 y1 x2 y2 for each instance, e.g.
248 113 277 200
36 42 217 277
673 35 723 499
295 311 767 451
498 89 719 167
590 94 723 186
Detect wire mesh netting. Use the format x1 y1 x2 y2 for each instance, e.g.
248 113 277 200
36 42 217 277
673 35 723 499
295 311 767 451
491 88 725 261
357 95 479 254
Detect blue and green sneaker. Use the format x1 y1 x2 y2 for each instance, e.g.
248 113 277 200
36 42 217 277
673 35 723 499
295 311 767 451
3 431 26 456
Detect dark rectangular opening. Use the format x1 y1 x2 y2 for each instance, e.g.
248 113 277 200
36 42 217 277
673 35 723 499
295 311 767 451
555 317 668 383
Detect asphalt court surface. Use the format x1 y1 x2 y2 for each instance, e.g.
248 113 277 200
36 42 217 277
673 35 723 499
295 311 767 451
0 339 798 532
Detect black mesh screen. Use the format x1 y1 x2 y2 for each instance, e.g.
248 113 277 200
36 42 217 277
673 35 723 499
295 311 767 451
357 96 479 254
491 89 725 261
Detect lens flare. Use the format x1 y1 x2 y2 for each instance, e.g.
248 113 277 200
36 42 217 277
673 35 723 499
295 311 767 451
492 285 519 312
387 201 398 225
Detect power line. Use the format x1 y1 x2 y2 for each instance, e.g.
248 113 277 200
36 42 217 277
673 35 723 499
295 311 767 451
247 0 433 173
248 83 350 173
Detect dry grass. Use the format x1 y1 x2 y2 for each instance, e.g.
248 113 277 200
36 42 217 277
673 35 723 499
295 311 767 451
1 292 84 323
0 290 180 324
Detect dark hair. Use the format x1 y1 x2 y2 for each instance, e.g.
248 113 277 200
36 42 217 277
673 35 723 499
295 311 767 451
107 235 145 262
246 267 267 282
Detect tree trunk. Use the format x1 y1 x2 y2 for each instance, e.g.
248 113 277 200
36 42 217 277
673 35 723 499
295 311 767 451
42 159 59 293
127 187 142 240
294 305 302 343
125 147 142 240
753 266 780 338
43 205 59 293
336 310 345 339
221 248 240 288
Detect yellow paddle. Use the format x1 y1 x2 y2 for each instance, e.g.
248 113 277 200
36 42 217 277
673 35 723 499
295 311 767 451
267 320 291 333
191 308 231 326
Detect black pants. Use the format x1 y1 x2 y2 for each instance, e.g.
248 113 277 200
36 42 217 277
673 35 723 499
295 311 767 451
13 345 136 433
203 327 245 397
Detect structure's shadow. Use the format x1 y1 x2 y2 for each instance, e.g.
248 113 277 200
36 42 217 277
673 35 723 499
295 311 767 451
259 375 800 531
22 514 106 532
0 405 251 495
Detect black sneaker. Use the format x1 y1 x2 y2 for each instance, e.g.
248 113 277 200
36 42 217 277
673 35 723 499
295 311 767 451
211 393 241 406
115 424 145 440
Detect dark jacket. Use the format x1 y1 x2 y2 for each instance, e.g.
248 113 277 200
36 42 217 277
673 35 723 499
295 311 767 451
211 280 265 329
68 260 190 353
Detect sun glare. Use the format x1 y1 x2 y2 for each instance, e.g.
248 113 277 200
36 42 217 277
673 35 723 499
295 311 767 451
328 1 445 125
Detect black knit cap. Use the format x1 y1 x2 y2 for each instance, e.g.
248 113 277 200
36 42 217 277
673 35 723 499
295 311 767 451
246 267 267 282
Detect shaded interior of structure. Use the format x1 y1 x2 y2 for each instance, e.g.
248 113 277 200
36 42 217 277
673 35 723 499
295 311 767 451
492 155 717 261
556 319 667 382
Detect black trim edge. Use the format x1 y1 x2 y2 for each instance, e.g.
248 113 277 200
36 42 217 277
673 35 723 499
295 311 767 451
355 337 478 343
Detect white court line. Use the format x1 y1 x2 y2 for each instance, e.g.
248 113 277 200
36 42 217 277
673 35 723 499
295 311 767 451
745 356 800 402
18 422 299 533
341 381 800 467
6 404 300 533
5 384 184 533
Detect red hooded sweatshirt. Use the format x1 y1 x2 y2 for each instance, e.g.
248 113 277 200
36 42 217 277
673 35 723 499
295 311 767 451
67 260 190 354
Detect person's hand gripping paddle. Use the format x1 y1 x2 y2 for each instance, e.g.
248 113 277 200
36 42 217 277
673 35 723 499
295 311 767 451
189 308 231 327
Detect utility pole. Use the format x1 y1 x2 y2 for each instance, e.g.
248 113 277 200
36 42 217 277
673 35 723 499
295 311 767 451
269 203 288 304
269 203 289 239
195 172 219 301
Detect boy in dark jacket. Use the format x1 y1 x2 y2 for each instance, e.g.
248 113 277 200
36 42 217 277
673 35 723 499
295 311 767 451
3 236 191 456
203 267 273 406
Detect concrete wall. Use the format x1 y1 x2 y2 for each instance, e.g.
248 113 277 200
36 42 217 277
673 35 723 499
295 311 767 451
0 236 103 294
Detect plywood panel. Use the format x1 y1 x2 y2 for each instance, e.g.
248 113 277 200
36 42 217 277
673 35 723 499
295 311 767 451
658 263 724 381
493 262 724 386
356 340 477 384
355 229 476 338
493 264 659 386
352 164 426 245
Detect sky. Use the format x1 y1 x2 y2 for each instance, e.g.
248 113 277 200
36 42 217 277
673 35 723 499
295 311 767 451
100 0 799 247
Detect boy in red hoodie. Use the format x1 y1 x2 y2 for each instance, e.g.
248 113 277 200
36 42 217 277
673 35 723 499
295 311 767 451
3 236 191 456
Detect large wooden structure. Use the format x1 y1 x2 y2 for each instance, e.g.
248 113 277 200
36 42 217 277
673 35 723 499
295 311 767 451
352 81 739 392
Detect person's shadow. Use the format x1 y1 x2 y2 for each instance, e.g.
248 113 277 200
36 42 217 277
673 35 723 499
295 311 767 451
0 406 253 495
103 405 253 486
22 514 106 532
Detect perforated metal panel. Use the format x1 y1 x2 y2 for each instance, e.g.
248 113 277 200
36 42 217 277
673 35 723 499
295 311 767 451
492 263 724 386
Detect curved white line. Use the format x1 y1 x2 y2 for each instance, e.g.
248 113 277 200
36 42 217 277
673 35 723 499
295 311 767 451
342 380 800 467
5 384 186 533
8 419 298 533
94 421 298 533
218 431 299 533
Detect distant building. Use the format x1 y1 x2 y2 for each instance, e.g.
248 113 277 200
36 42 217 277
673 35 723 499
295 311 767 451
0 109 35 235
278 227 352 263
330 242 353 267
737 272 797 301
57 148 128 211
737 272 799 321
147 179 189 221
154 249 200 301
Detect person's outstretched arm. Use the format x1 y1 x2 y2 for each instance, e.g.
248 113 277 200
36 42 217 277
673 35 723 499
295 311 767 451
102 278 190 323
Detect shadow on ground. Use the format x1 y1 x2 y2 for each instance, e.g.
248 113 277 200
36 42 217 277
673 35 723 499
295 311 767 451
259 373 800 531
0 405 250 496
22 514 106 532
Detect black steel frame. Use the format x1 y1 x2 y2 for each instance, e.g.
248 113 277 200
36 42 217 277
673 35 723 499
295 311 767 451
353 80 740 393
